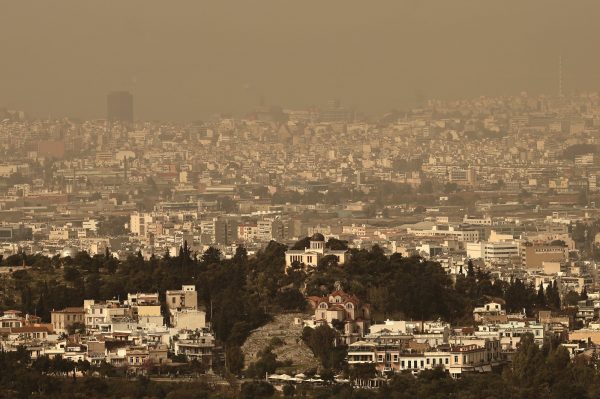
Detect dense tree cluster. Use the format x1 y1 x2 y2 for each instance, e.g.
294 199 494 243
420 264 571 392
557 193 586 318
1 241 303 361
4 239 600 397
301 325 346 370
3 241 579 362
245 346 290 379
0 347 229 398
270 180 469 210
97 216 128 237
561 144 599 160
303 249 557 324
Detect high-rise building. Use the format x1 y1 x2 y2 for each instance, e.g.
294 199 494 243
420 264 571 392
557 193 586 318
321 99 348 122
200 218 238 245
107 91 133 122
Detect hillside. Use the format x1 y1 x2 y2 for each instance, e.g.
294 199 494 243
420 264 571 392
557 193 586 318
241 312 320 372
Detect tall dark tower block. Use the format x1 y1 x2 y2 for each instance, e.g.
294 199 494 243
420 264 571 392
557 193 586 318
107 91 133 123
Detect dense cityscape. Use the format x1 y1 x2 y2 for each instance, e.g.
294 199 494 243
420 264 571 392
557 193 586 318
2 90 600 398
4 1 600 398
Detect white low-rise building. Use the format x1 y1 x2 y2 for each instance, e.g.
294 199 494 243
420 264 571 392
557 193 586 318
285 233 349 271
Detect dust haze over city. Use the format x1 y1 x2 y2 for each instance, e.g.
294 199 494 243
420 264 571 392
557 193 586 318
3 1 600 398
2 1 600 120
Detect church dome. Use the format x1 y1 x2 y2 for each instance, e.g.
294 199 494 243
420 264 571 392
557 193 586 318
310 233 325 242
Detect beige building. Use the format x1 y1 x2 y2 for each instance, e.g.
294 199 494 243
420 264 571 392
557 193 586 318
522 243 568 270
173 309 206 330
473 301 506 322
83 300 127 330
348 339 500 378
569 329 600 345
51 307 85 334
174 332 216 369
166 285 198 311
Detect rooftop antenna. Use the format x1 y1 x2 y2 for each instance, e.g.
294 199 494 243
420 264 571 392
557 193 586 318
558 55 564 98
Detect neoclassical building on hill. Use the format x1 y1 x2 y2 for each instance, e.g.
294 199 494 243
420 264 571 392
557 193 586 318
284 233 349 272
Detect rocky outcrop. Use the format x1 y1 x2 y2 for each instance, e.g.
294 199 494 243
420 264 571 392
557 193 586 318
241 313 319 371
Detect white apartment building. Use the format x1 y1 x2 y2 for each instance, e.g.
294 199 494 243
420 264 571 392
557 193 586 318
475 321 545 349
408 224 480 243
463 215 492 226
82 219 98 232
343 224 367 237
130 212 153 236
238 223 258 241
467 241 521 264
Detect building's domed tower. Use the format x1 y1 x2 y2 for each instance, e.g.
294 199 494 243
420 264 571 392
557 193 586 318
309 233 325 254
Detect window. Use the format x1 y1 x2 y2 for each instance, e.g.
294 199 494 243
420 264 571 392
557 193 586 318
445 358 448 365
401 361 404 368
454 355 458 363
426 358 430 364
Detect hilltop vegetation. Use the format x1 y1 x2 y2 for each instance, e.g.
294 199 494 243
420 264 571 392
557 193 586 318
1 240 597 398
3 241 558 343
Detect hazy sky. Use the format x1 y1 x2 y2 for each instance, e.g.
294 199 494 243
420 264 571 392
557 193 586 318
1 0 599 121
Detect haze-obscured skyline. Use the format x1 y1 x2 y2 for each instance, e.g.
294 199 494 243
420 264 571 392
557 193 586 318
1 0 600 121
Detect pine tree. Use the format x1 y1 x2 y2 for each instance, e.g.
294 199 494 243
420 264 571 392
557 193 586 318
537 283 546 308
552 280 561 309
182 240 191 258
544 280 561 310
545 282 554 310
467 260 475 278
234 245 248 263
